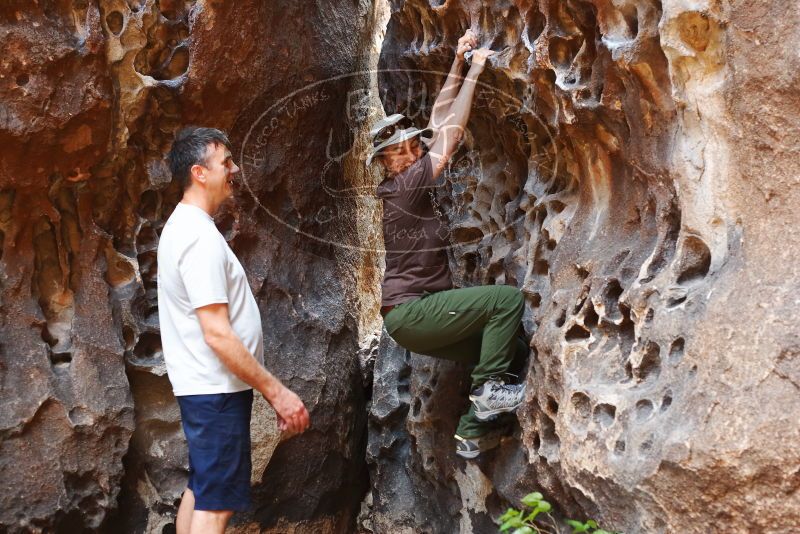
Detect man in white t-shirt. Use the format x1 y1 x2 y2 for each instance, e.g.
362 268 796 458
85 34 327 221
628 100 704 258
158 127 309 534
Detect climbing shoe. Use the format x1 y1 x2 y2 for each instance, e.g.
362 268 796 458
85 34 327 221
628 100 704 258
454 432 503 459
469 378 525 421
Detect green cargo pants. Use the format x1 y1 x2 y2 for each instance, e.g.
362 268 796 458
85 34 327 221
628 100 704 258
383 285 528 438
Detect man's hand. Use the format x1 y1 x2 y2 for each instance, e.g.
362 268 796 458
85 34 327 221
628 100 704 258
456 29 478 61
267 383 310 436
469 47 496 70
195 303 311 437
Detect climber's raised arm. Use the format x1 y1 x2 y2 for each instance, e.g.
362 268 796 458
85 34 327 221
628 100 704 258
427 30 478 133
428 48 494 180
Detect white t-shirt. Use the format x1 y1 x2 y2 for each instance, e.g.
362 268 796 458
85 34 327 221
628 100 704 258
157 202 264 396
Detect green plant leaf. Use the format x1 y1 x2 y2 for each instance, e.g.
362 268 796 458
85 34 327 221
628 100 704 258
521 492 544 507
536 501 552 513
587 520 598 528
565 519 590 533
501 516 525 532
592 530 612 534
499 509 520 522
512 527 535 534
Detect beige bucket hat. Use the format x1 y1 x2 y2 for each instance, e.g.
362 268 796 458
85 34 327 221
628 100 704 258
366 113 433 166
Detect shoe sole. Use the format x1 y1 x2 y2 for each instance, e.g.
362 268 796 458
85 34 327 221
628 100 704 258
455 433 502 459
469 400 523 421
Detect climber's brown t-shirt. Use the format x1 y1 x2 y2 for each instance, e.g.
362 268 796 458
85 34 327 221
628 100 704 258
377 154 452 306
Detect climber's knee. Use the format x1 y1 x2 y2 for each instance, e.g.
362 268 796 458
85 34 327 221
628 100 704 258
496 285 524 314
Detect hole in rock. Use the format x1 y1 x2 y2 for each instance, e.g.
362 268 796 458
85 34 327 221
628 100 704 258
583 303 599 328
540 413 559 446
463 252 478 278
624 361 633 381
16 73 29 86
157 0 189 20
50 350 72 369
661 391 673 411
550 200 566 214
528 292 541 307
618 304 636 358
106 11 124 34
532 432 541 451
138 190 160 220
575 265 590 280
644 308 654 323
555 309 566 328
546 395 559 415
452 226 483 243
667 294 687 308
629 10 639 37
549 36 582 69
669 337 685 363
636 342 661 381
565 323 590 342
570 392 591 420
163 46 190 80
640 437 654 453
601 279 623 312
526 7 546 43
534 258 549 275
133 332 162 362
676 236 711 285
614 439 626 454
593 403 616 428
573 294 587 314
162 524 177 534
412 398 421 417
122 325 135 350
635 399 654 421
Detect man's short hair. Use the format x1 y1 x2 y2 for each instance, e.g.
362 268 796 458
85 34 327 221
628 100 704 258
167 127 231 189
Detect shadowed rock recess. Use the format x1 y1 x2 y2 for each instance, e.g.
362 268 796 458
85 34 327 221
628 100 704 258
363 1 799 533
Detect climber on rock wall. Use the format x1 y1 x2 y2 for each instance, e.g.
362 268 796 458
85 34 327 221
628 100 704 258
158 127 310 533
369 30 530 459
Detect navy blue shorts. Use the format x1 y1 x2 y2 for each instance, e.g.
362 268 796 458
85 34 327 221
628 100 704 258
177 389 253 511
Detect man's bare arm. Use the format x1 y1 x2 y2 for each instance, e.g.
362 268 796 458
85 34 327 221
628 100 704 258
427 30 477 131
195 303 310 435
428 48 495 180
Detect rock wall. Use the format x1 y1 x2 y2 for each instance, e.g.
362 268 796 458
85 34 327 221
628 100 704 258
2 0 798 532
0 1 383 531
365 1 800 533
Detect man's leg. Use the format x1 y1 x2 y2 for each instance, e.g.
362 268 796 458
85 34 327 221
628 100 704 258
176 391 254 529
386 285 525 383
176 488 195 534
423 333 528 438
385 285 526 438
190 510 234 534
